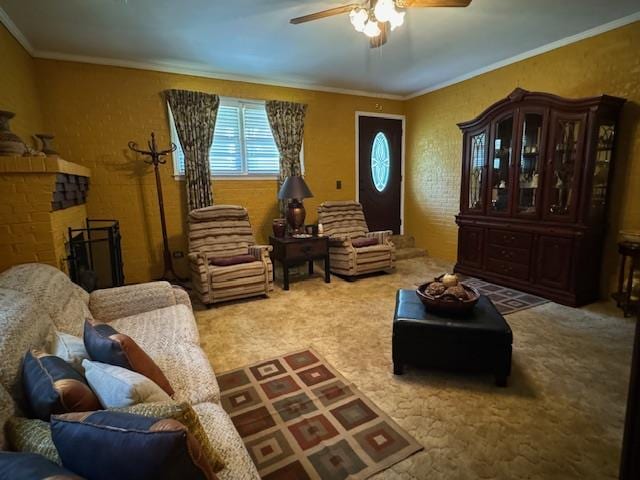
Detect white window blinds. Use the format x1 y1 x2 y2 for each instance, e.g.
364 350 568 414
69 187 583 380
170 99 283 177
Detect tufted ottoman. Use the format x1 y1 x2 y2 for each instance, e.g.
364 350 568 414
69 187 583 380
392 289 513 386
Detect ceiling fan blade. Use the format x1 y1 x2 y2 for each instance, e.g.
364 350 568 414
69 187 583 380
290 4 360 24
369 22 389 49
396 0 471 7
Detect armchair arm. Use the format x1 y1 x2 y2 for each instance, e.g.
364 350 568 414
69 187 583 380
328 235 353 248
366 230 393 244
89 281 182 322
248 245 273 260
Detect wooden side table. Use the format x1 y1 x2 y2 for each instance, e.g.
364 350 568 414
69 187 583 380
269 235 330 290
613 241 640 317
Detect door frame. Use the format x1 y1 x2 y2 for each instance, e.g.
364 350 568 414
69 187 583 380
355 111 406 235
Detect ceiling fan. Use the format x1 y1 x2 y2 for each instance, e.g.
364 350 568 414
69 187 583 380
290 0 472 48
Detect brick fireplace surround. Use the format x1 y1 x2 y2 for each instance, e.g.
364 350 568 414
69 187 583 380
0 155 90 273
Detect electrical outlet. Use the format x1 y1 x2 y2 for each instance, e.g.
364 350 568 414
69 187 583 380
173 251 184 258
336 180 342 190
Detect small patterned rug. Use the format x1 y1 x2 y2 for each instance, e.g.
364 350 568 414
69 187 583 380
459 277 548 314
415 276 548 315
218 348 423 479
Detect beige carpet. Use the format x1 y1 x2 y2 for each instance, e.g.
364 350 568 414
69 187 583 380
194 257 635 480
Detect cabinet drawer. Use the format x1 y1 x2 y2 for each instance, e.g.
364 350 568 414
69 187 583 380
286 240 326 259
486 258 529 281
486 244 530 266
488 229 533 249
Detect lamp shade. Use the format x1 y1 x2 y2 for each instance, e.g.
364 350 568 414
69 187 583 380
278 176 313 200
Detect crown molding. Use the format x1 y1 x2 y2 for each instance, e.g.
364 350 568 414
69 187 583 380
0 6 34 54
31 50 405 100
404 11 640 100
1 5 639 101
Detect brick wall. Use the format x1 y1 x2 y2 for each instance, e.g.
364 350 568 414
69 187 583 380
0 24 43 145
34 60 405 282
0 169 87 273
405 21 640 296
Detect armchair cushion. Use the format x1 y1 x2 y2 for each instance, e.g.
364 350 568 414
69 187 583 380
352 237 378 248
0 452 82 480
83 321 174 396
211 254 256 267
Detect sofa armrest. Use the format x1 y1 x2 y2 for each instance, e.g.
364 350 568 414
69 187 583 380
249 245 273 260
89 281 183 322
172 285 192 309
366 230 393 244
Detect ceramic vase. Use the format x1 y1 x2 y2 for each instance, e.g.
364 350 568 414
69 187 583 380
0 111 26 156
35 133 59 156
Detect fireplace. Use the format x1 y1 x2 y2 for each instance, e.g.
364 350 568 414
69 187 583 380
67 219 124 291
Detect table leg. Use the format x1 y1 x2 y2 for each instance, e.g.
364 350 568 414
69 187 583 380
308 260 314 275
283 262 290 291
626 258 635 317
324 255 330 283
618 255 627 307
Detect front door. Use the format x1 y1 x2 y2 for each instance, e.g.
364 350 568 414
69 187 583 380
358 115 403 234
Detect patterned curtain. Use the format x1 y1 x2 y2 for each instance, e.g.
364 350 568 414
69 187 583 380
265 100 307 214
165 89 219 212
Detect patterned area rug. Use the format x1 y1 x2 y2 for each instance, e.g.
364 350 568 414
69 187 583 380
218 348 423 479
459 276 548 315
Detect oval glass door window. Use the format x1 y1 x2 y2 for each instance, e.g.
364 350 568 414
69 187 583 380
371 132 390 192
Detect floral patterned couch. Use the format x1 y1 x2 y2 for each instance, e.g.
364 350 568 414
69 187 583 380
0 263 259 480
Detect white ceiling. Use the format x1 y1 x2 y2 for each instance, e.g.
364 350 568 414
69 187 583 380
1 0 639 98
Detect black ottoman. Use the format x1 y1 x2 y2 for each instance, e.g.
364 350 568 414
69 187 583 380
392 289 513 386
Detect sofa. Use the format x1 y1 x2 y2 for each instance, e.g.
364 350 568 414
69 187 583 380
0 263 259 480
188 205 274 305
317 200 396 277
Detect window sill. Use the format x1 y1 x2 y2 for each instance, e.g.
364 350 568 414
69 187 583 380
173 175 278 181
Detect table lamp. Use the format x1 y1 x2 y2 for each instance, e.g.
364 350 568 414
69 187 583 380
278 175 313 234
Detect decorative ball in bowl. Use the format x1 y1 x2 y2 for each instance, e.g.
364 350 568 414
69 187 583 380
416 273 480 314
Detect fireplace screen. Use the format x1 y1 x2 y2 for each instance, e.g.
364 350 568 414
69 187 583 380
67 219 124 292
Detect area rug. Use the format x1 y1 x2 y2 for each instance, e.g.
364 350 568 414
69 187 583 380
415 276 548 315
218 348 423 479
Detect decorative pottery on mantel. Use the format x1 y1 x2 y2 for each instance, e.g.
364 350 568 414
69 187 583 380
0 110 26 156
34 133 59 156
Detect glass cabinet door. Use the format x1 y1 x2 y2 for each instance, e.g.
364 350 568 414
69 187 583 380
488 115 515 214
466 130 488 213
590 123 616 221
515 110 546 217
543 112 587 221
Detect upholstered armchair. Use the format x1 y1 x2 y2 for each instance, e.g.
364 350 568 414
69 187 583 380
188 205 273 305
317 201 395 278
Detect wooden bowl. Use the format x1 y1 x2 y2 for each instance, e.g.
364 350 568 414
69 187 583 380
416 278 480 315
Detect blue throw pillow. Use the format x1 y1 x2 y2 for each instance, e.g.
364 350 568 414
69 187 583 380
22 349 101 421
0 451 83 479
51 411 216 480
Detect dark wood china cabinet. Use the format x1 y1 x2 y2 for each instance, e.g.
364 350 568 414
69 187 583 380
455 88 625 306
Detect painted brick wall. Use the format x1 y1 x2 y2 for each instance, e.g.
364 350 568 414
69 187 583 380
34 60 404 282
0 171 87 273
405 21 640 295
0 24 43 144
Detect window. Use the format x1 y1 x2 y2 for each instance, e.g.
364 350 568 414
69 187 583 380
170 98 288 178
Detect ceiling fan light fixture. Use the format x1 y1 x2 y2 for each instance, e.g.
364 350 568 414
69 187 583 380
389 9 405 30
363 19 382 37
349 7 368 32
373 0 395 22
